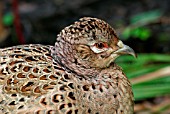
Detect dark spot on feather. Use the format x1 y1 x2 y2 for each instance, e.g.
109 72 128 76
9 101 15 105
33 49 42 53
56 72 61 76
34 87 41 93
0 62 6 65
40 98 47 106
7 79 12 85
60 85 67 91
9 61 17 66
75 109 78 114
23 66 31 72
19 98 25 102
47 110 55 114
18 105 24 109
49 75 58 80
52 94 59 103
14 50 21 53
92 84 96 89
11 66 17 72
63 74 70 80
67 110 72 114
88 109 91 113
33 68 39 73
13 79 19 84
92 31 96 40
4 86 11 91
68 103 72 107
79 24 85 28
68 92 76 100
15 54 26 58
25 82 34 87
0 69 6 75
68 83 74 89
17 73 26 78
28 74 37 78
82 85 89 91
26 56 37 62
40 75 47 80
45 53 51 57
99 87 103 92
54 66 64 71
60 77 67 82
74 59 78 64
59 104 65 110
43 84 53 90
43 68 51 73
11 94 17 97
113 94 117 98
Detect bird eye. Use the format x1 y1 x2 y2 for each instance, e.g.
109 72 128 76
95 42 108 49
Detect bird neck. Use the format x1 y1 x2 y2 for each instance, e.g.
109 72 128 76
50 36 100 78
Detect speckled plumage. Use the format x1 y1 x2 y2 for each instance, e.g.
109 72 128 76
0 17 135 114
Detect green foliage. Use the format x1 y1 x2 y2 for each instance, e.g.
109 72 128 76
130 9 162 25
121 9 163 41
133 76 170 100
116 54 170 100
117 54 170 78
122 27 151 40
3 12 14 26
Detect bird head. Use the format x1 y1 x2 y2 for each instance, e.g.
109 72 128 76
52 17 136 76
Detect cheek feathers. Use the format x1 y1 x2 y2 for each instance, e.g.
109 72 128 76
76 45 92 60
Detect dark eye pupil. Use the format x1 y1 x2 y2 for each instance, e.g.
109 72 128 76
97 43 104 49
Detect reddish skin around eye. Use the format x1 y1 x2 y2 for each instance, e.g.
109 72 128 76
102 42 109 48
95 42 109 49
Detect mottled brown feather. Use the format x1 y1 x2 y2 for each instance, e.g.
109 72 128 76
0 17 134 114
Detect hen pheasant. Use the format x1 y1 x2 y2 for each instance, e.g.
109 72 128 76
0 17 136 114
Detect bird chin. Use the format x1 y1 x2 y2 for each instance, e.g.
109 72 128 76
111 53 120 60
105 53 119 67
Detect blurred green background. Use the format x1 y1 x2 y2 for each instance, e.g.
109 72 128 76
0 0 170 113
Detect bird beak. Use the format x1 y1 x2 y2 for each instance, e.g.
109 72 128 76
114 40 137 58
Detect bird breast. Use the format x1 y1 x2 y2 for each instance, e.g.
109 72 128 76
72 65 134 114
